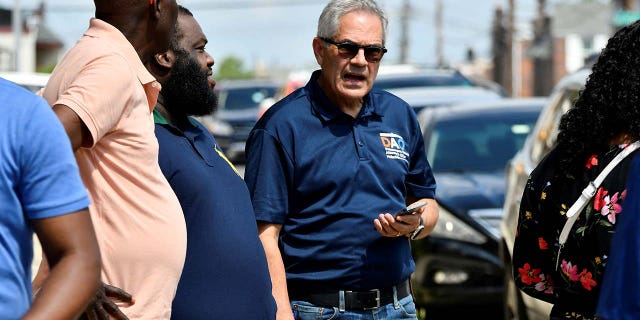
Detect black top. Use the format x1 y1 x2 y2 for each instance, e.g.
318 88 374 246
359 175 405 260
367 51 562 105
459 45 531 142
513 144 638 319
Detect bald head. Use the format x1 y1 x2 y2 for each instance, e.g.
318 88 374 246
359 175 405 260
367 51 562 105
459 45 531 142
94 0 147 18
93 0 178 64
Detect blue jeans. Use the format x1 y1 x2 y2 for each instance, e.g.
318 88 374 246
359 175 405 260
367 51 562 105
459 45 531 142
291 294 418 320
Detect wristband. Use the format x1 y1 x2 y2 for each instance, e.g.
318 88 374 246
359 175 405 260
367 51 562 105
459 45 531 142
409 216 425 240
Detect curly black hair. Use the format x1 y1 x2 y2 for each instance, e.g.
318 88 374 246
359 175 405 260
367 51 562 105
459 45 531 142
556 20 640 173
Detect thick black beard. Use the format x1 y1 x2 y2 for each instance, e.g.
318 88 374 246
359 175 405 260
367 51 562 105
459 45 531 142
161 50 218 117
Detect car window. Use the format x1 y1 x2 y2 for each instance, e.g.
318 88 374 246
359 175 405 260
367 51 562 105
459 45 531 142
218 86 277 111
530 89 580 163
427 111 539 173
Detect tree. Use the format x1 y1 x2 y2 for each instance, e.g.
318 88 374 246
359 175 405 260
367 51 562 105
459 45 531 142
215 56 254 80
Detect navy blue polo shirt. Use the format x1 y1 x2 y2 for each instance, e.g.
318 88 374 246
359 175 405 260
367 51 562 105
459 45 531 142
245 70 436 290
154 111 276 320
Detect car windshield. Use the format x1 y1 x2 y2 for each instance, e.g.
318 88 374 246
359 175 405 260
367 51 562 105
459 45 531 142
373 72 473 91
218 86 277 111
427 110 539 173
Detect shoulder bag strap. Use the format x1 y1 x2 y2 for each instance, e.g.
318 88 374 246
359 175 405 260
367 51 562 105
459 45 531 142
555 141 640 270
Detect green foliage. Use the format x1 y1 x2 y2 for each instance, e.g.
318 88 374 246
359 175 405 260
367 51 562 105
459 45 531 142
36 63 56 74
215 55 254 80
418 307 427 320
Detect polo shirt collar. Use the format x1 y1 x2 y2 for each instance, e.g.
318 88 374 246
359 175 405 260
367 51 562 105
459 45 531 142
153 109 199 130
306 70 383 122
154 109 223 167
85 18 161 111
153 109 169 125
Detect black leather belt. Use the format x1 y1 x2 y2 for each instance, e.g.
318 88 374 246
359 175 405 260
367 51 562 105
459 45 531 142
289 280 412 310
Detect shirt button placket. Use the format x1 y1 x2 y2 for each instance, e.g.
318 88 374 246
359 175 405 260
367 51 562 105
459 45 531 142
353 125 368 160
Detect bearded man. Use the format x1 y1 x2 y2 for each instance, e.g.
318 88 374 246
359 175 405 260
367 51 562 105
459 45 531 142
148 6 277 320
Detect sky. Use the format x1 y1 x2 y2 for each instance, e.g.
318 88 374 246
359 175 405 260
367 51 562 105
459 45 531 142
1 0 578 72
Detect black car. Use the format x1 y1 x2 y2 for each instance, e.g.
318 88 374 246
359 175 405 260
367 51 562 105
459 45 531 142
199 79 280 163
412 99 545 317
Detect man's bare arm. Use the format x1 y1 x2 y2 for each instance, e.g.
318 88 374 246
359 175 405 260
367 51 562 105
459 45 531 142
25 209 101 320
258 222 294 320
52 104 92 151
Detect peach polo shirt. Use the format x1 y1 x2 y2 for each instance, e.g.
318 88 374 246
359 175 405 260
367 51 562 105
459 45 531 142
42 19 186 319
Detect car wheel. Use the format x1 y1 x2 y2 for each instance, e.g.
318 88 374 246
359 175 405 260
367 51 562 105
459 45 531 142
503 257 528 320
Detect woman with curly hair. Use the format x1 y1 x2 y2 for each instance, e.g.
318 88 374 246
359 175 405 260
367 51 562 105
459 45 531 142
512 20 640 319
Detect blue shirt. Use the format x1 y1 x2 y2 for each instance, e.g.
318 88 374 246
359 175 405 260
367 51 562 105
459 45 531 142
153 111 276 320
0 77 90 319
245 70 436 290
597 151 640 319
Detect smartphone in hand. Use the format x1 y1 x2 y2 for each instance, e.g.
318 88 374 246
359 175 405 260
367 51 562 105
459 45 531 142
394 201 428 218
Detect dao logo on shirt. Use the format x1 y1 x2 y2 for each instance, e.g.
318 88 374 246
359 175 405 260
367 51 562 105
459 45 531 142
380 132 409 163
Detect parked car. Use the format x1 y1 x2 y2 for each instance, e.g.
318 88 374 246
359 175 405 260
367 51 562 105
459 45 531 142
467 75 509 97
0 71 49 93
199 79 280 163
499 69 590 320
374 68 507 98
389 86 503 114
373 68 473 90
412 98 545 318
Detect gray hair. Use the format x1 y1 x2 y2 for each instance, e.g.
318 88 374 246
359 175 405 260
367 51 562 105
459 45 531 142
317 0 388 44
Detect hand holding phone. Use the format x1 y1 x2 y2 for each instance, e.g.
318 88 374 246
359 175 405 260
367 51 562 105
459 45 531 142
394 201 427 218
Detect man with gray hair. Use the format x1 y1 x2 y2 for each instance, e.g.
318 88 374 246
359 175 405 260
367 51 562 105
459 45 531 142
245 0 439 319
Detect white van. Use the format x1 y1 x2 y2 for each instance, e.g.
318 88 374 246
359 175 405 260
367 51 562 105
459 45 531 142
0 71 50 93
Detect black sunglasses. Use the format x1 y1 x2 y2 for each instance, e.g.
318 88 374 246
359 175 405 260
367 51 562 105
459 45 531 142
319 37 387 63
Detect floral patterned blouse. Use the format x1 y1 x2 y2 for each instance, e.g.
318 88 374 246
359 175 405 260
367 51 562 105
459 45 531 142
513 144 638 319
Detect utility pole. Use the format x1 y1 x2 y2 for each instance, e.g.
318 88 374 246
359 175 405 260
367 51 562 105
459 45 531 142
532 0 553 96
492 6 507 89
506 0 514 96
435 0 444 68
399 0 410 64
12 0 22 71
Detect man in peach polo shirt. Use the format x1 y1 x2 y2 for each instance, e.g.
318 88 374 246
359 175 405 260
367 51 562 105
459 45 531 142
39 0 185 319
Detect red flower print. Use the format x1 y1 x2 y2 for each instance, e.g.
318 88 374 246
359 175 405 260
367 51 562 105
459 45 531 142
538 237 548 250
593 187 608 211
585 154 598 169
518 263 543 285
561 260 579 281
622 189 627 201
579 269 597 291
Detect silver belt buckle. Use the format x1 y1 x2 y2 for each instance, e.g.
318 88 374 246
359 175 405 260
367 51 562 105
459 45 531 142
363 289 381 310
